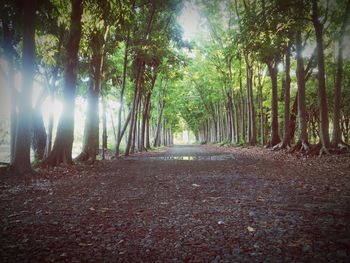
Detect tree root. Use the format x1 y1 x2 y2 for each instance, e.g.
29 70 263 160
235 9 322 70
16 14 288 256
331 142 350 154
41 148 74 167
288 140 310 154
7 165 38 176
74 151 97 164
272 141 291 151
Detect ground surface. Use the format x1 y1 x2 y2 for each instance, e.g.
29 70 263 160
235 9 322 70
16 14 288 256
1 145 350 262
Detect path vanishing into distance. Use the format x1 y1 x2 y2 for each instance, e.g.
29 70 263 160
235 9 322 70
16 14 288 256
1 145 350 262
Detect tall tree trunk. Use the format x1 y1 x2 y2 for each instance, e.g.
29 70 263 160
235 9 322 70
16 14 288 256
131 93 141 153
312 0 330 151
247 63 257 145
145 108 151 149
246 64 251 144
239 59 245 143
295 30 310 151
257 64 265 145
10 0 37 174
281 43 291 148
267 60 280 146
141 91 152 151
115 33 130 156
2 17 20 164
125 60 143 156
76 31 105 162
125 88 138 156
332 0 350 146
45 0 83 166
76 81 99 162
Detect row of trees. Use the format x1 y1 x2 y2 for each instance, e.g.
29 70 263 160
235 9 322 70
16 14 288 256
0 0 186 174
176 0 350 155
1 0 349 175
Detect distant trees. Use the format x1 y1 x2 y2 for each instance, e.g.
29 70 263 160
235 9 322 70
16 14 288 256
183 0 350 154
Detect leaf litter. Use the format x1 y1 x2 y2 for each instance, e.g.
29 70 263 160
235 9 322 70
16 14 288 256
0 145 349 262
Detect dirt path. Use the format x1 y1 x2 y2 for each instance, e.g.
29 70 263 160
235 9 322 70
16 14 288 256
1 145 350 262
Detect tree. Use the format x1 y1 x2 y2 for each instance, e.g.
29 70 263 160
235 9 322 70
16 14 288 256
311 0 330 153
76 0 111 162
10 0 37 174
45 0 83 165
332 0 350 147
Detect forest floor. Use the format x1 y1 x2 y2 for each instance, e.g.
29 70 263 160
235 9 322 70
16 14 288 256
1 144 350 262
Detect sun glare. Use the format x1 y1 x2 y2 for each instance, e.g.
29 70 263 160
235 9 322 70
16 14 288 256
178 1 205 41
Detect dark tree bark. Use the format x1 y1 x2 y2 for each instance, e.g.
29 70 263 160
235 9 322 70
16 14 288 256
239 59 245 143
288 93 298 143
281 43 292 148
256 63 265 146
45 0 83 166
332 0 350 147
312 0 331 152
141 91 152 151
246 62 257 145
267 60 281 147
293 30 310 152
154 100 165 147
10 0 37 174
2 20 18 163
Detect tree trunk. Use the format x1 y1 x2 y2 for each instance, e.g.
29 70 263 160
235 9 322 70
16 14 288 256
125 60 143 156
312 0 330 151
2 16 19 164
239 59 245 143
146 112 151 149
45 0 83 166
141 91 152 151
257 64 265 146
267 61 280 146
247 63 257 145
31 106 47 161
332 0 350 146
281 44 291 148
289 93 298 143
154 102 165 147
117 110 131 145
115 33 130 156
76 31 105 162
102 98 107 159
295 30 310 151
10 0 37 174
76 80 99 162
